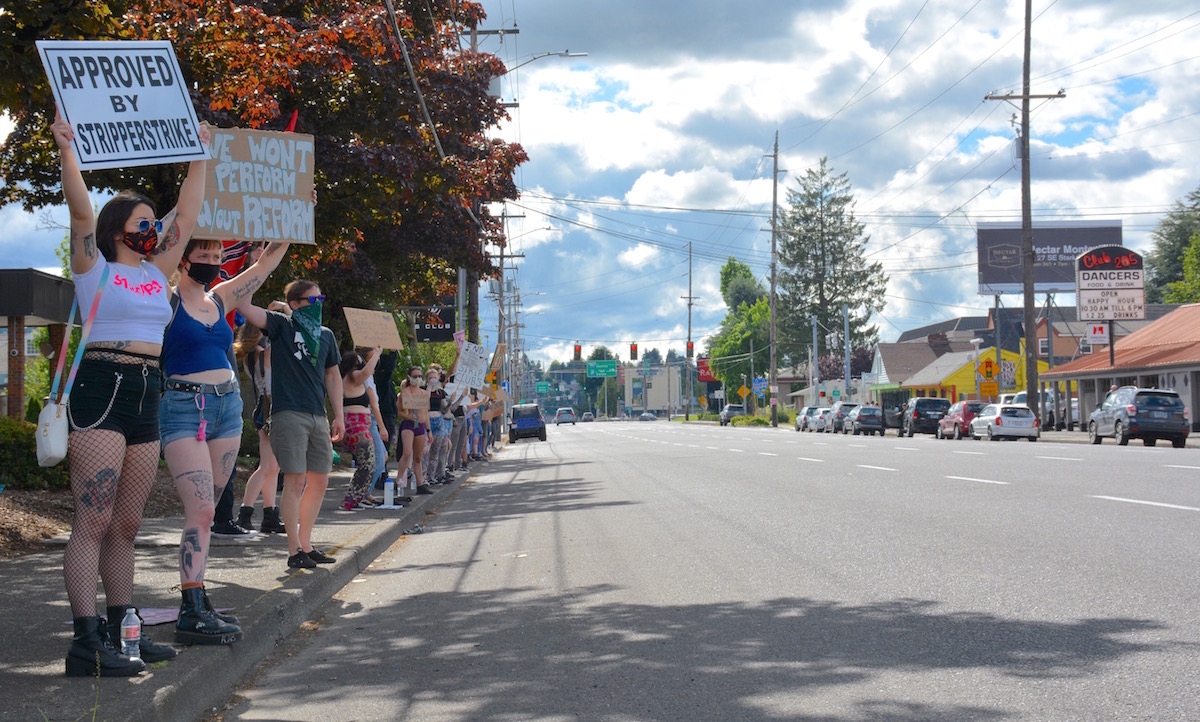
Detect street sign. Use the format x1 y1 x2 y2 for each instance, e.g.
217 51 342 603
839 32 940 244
500 381 509 393
832 389 840 398
1076 246 1145 321
1086 323 1109 345
713 389 725 400
738 385 750 399
980 381 1000 397
586 359 618 378
536 381 549 393
699 396 707 406
976 358 998 381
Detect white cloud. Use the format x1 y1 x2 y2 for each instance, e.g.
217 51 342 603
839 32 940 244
617 243 659 268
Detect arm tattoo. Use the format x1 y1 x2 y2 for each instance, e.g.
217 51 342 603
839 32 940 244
70 230 97 261
156 210 181 254
265 243 285 257
231 276 265 302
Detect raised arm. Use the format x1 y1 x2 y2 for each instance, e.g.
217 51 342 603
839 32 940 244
151 124 211 276
346 346 382 386
52 109 98 276
212 242 290 310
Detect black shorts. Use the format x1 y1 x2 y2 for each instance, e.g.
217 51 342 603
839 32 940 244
68 353 163 446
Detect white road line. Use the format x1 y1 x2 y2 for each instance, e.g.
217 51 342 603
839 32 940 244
759 452 778 457
952 451 987 455
858 464 898 471
687 444 699 448
946 475 1009 485
797 457 825 463
729 448 745 453
1091 495 1200 512
706 446 719 450
848 444 866 448
1036 456 1083 461
1163 464 1200 470
893 447 919 451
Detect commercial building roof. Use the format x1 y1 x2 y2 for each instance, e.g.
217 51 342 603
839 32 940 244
1043 304 1200 379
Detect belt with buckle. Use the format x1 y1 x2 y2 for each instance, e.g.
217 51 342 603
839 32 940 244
165 378 239 395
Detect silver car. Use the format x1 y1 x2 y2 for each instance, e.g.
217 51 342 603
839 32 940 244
970 404 1039 441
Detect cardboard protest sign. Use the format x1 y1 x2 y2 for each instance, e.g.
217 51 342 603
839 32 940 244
193 128 315 243
37 40 207 170
494 387 508 402
490 343 506 371
342 307 403 350
456 341 489 389
400 385 430 411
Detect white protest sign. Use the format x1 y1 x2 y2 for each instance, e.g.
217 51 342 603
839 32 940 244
37 40 206 170
443 381 467 410
194 128 316 243
457 341 489 390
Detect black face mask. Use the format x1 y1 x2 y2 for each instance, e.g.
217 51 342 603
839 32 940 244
185 261 221 286
122 227 158 255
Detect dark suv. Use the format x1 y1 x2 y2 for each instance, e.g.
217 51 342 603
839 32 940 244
897 397 951 437
1088 387 1189 447
828 401 858 433
509 403 547 443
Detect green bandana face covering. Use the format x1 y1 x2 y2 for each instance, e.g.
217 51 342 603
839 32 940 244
292 301 323 367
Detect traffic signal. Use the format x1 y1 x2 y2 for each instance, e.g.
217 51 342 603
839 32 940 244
686 341 694 358
573 343 581 361
630 343 638 361
819 391 826 399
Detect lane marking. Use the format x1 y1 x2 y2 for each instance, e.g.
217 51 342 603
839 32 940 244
1091 495 1200 512
946 475 1009 486
953 451 986 455
759 452 778 457
1036 456 1083 461
848 444 866 448
729 448 745 453
1163 464 1200 470
893 447 919 451
706 446 719 450
798 457 825 463
858 464 898 471
687 444 699 448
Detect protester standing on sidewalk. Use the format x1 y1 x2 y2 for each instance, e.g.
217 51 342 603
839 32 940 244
238 281 344 569
52 109 208 676
397 367 434 495
338 347 386 509
234 322 286 532
160 237 290 644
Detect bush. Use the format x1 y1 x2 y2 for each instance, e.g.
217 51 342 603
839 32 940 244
25 396 42 424
732 415 771 427
0 416 71 490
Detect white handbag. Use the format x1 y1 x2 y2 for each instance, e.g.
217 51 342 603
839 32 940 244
36 266 109 467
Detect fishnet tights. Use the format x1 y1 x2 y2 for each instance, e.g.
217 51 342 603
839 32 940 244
63 429 158 618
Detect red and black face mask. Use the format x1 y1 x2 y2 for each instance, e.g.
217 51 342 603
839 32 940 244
122 227 159 255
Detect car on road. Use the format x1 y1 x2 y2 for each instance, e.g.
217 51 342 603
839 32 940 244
794 405 815 431
555 407 577 425
719 404 745 426
639 411 658 421
1088 386 1189 447
581 412 594 422
828 401 859 433
508 403 547 443
816 408 833 432
970 403 1039 441
847 405 885 435
936 400 986 440
896 397 951 437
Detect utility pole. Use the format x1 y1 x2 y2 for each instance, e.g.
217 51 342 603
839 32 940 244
811 315 819 404
683 242 698 421
769 131 780 428
843 304 851 398
985 0 1064 420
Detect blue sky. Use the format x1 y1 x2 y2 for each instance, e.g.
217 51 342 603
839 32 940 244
5 1 1200 369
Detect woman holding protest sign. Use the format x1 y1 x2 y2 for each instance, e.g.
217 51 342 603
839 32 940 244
52 108 208 676
397 367 434 496
338 347 386 509
159 235 290 645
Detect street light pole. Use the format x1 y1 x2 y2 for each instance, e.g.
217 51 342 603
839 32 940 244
769 131 780 428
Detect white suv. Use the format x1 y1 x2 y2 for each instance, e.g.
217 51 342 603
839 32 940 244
555 408 577 425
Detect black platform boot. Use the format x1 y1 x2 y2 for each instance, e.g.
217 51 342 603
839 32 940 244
260 506 287 534
201 586 239 625
174 587 242 645
236 505 255 532
65 616 145 677
106 605 177 664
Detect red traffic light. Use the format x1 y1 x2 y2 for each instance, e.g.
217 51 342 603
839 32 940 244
630 343 638 361
819 391 825 398
573 344 582 361
686 341 694 358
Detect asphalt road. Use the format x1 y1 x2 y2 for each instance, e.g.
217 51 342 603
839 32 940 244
218 422 1200 721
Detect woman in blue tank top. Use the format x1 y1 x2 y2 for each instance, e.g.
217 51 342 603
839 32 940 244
159 236 289 646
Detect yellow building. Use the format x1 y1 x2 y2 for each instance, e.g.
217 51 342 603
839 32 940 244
900 348 1052 402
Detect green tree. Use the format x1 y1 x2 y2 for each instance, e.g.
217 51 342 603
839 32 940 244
709 296 770 411
1163 231 1200 304
776 157 887 366
719 257 762 308
1145 184 1200 303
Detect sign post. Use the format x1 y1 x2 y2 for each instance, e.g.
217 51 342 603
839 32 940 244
1076 246 1144 368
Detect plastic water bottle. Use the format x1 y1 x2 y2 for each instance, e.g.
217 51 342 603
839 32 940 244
383 479 395 506
120 608 141 659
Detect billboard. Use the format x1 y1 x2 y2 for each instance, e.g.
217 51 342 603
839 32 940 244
977 220 1122 295
697 357 717 383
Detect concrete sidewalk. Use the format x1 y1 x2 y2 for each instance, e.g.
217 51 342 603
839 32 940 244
0 453 498 722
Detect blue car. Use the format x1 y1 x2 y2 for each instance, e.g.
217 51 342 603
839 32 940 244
509 404 548 443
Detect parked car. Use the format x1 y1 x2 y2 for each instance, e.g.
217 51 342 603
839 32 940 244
896 397 951 437
794 406 814 432
639 411 658 421
555 407 577 425
1088 386 1189 447
508 403 547 443
828 401 859 433
1012 390 1061 427
849 405 885 435
719 403 745 426
936 400 986 440
970 403 1039 441
816 408 833 432
803 407 829 432
581 412 594 422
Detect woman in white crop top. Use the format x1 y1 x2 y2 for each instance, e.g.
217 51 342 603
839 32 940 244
52 108 210 677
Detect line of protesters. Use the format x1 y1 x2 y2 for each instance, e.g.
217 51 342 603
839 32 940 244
52 110 502 678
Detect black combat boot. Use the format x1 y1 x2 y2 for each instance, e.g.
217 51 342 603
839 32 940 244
201 586 239 625
236 505 255 531
65 616 145 677
174 586 242 645
260 505 287 534
106 605 177 663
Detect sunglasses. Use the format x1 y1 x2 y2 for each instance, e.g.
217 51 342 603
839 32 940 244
304 294 326 304
136 219 163 234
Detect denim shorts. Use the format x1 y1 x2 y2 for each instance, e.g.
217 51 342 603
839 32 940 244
159 386 245 446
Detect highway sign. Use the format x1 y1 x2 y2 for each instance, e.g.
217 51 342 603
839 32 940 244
536 381 549 393
586 359 618 378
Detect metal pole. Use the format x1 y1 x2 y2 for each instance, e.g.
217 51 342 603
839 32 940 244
1020 0 1039 422
769 131 779 428
686 242 694 421
749 338 755 416
843 303 851 398
812 315 819 404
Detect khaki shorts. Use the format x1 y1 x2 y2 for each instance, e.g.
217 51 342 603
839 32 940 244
270 410 333 475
